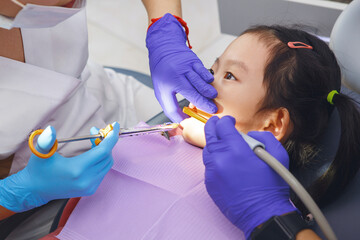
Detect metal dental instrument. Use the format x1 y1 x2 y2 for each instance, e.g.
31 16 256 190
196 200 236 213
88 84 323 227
29 123 179 159
58 123 179 143
183 106 337 240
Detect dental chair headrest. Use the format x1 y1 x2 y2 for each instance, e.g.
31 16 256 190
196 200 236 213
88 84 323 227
330 0 360 94
297 86 360 239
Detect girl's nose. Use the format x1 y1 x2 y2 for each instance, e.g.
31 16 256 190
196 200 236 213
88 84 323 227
210 73 220 89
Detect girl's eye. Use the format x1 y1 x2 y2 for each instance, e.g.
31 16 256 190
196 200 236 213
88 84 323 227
224 72 236 80
209 69 214 75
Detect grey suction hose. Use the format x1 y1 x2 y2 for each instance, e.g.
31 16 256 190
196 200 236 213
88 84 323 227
240 132 337 240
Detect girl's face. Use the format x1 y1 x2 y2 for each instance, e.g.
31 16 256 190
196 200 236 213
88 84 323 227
181 33 272 147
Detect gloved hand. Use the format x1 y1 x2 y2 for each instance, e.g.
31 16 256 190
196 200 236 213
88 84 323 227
0 122 120 212
203 116 297 239
146 13 217 123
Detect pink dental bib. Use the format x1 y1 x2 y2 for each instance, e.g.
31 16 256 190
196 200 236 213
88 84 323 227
57 126 245 240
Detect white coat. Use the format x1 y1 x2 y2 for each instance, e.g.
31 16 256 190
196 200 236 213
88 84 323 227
0 0 152 175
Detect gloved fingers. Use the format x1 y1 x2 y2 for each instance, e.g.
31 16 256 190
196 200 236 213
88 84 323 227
203 144 230 167
88 156 113 185
90 126 100 147
179 86 218 114
36 125 57 154
204 116 222 153
86 157 114 196
157 91 188 123
247 131 289 167
212 116 253 155
90 126 100 135
85 182 101 197
97 157 114 178
80 122 120 166
91 151 114 172
202 147 211 166
88 124 118 154
204 172 224 199
64 151 112 195
204 116 220 143
185 71 217 99
246 131 276 145
97 122 120 150
215 116 242 143
192 62 214 83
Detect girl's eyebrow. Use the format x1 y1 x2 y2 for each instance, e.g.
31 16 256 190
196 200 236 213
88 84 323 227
215 57 249 73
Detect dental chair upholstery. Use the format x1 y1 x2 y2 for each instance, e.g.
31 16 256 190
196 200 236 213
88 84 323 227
294 86 360 240
311 1 360 239
330 0 360 94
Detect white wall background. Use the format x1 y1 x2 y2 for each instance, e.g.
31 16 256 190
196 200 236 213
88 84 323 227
86 0 235 75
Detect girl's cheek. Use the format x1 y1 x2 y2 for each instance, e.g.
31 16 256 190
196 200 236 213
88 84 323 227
180 118 206 148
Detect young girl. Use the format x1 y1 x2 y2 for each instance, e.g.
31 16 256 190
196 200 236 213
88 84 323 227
183 25 360 211
52 25 360 239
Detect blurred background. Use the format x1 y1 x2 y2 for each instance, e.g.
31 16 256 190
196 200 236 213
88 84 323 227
86 0 235 76
86 0 349 76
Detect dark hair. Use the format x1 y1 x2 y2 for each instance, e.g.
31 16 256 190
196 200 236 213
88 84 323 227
242 25 360 212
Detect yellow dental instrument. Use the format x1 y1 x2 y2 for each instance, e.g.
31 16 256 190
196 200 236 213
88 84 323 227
182 106 212 124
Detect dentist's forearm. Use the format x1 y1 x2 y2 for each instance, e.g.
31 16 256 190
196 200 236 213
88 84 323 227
141 0 182 25
0 205 15 220
0 1 22 17
0 0 75 18
0 178 18 220
0 28 25 62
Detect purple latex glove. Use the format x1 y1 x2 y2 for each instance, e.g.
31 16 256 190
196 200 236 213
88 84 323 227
203 116 297 239
146 13 218 123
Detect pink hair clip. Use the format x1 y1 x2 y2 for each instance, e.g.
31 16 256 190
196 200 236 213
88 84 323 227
287 41 313 49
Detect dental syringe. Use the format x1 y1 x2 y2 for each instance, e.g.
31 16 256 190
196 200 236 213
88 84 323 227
29 123 179 159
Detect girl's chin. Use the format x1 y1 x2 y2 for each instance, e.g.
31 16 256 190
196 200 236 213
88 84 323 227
180 117 206 148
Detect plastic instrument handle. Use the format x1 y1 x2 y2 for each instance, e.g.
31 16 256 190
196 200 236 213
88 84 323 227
28 129 58 159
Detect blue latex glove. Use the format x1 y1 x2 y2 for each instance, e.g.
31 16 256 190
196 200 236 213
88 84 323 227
0 122 120 212
203 116 297 239
146 13 218 123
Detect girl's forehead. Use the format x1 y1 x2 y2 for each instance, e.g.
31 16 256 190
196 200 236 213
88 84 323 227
223 34 267 56
220 34 271 68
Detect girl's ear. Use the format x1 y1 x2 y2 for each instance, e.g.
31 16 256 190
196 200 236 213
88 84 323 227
261 108 292 142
